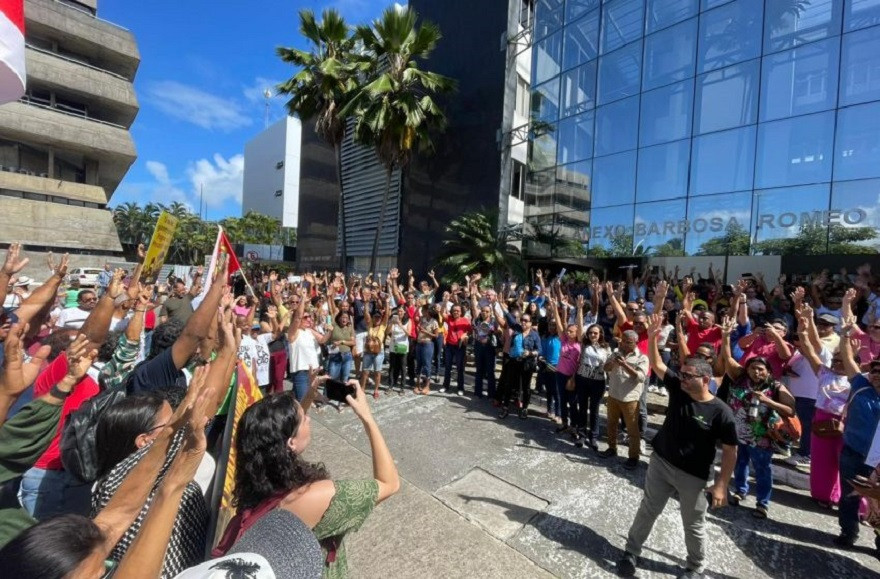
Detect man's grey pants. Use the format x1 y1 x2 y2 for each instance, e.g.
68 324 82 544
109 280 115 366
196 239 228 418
625 454 710 573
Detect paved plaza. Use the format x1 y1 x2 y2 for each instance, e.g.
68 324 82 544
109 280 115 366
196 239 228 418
304 385 880 579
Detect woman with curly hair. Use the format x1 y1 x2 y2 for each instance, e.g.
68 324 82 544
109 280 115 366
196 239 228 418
213 378 400 578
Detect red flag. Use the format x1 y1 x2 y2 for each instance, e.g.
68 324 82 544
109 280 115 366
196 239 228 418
217 229 241 282
0 0 26 104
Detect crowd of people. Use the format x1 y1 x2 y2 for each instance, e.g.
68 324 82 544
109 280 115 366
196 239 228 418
0 241 878 578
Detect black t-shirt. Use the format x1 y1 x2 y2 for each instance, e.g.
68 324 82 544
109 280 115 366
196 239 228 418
651 368 738 480
352 300 374 333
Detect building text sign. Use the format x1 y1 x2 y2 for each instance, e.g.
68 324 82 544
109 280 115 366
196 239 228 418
589 208 869 240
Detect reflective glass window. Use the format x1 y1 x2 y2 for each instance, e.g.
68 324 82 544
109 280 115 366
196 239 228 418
592 151 637 207
598 40 643 104
690 125 756 196
702 0 734 10
531 78 560 123
751 184 831 255
535 0 565 40
755 111 834 188
830 179 880 253
646 0 698 33
834 101 880 181
634 199 688 255
561 61 598 117
595 95 639 155
589 204 635 255
698 0 763 74
534 31 563 84
563 9 600 70
524 168 556 207
556 161 592 211
694 59 759 134
601 0 645 55
557 111 595 164
566 0 600 23
640 79 694 147
530 129 558 172
764 0 842 53
685 191 752 255
760 37 840 122
636 139 691 202
845 0 880 31
840 26 880 106
643 17 697 90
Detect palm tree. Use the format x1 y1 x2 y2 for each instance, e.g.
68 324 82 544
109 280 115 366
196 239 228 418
343 5 456 273
277 8 362 274
112 201 147 245
436 209 524 285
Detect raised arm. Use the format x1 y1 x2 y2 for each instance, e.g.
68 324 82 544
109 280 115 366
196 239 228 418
652 280 668 316
548 296 563 336
605 281 626 327
721 316 744 380
79 268 125 348
171 255 229 369
795 313 823 376
0 243 29 309
346 380 399 502
839 316 862 380
647 313 668 380
14 253 68 332
676 310 692 360
187 266 204 297
764 322 792 361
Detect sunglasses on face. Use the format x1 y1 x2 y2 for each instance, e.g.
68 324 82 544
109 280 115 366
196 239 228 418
80 297 98 303
680 371 701 381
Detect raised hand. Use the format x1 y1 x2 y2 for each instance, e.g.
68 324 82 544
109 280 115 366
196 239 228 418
647 313 663 336
576 294 585 309
790 286 805 306
137 243 146 260
66 334 98 382
138 284 153 308
107 269 126 299
720 316 736 336
2 243 29 277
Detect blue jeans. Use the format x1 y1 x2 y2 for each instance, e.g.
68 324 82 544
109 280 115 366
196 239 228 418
473 342 496 398
291 370 311 401
443 343 466 389
415 341 434 379
327 352 353 382
734 444 774 508
839 445 872 538
540 369 559 415
794 396 816 457
18 467 92 521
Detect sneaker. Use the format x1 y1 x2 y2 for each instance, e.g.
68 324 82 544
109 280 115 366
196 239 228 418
658 387 668 397
587 438 599 451
555 424 568 433
648 384 658 393
678 570 704 579
639 439 647 455
624 458 639 470
729 492 745 506
784 454 811 470
439 387 447 393
547 413 556 421
598 448 617 459
499 407 510 419
457 389 464 396
833 533 858 549
519 407 528 419
616 553 637 577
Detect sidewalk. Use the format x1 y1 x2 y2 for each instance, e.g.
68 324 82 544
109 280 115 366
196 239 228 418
304 382 880 578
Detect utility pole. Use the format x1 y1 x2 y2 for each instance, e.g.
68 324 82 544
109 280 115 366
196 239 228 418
263 88 272 129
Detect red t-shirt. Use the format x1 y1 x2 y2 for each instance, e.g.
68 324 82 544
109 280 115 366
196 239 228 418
405 306 420 339
685 315 723 354
444 316 472 346
32 353 100 470
145 308 157 330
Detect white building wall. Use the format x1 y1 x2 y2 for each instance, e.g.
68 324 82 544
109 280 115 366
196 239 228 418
242 116 301 228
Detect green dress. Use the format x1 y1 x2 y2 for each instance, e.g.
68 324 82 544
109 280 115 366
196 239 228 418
313 479 379 579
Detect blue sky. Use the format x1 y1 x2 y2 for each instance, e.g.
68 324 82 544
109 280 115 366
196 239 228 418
101 0 386 221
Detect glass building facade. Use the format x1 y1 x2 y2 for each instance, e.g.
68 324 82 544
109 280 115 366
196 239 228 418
525 0 880 257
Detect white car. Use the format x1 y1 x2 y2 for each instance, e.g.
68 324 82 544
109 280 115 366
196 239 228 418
68 268 103 287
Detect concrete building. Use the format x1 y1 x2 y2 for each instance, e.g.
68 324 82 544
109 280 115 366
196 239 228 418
241 116 301 229
0 0 139 265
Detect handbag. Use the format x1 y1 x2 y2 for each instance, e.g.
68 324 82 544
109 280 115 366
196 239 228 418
366 335 382 355
812 386 872 439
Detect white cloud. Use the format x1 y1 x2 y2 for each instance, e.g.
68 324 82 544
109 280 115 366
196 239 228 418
186 154 245 208
142 160 191 207
146 81 253 131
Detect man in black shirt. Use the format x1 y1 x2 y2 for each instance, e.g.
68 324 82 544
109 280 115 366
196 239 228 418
617 314 737 579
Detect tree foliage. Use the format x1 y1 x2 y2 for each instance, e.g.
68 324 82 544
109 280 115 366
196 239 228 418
753 222 878 256
112 204 291 265
435 209 524 285
695 222 752 256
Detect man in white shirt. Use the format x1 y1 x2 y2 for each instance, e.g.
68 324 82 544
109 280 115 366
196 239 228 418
56 289 97 329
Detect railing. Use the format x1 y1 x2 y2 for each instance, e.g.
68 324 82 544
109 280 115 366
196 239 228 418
26 43 131 82
49 0 132 33
16 97 127 129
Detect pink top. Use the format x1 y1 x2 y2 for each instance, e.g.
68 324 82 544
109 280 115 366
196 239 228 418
557 338 582 377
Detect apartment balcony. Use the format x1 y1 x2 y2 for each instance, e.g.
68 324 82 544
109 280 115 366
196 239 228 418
26 46 138 127
0 171 107 205
0 196 122 252
25 0 140 79
0 101 136 196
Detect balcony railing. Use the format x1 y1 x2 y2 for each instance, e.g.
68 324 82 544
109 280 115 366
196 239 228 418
16 97 127 129
26 43 130 81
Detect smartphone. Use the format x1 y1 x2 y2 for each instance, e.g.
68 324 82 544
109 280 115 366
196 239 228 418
325 379 356 403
